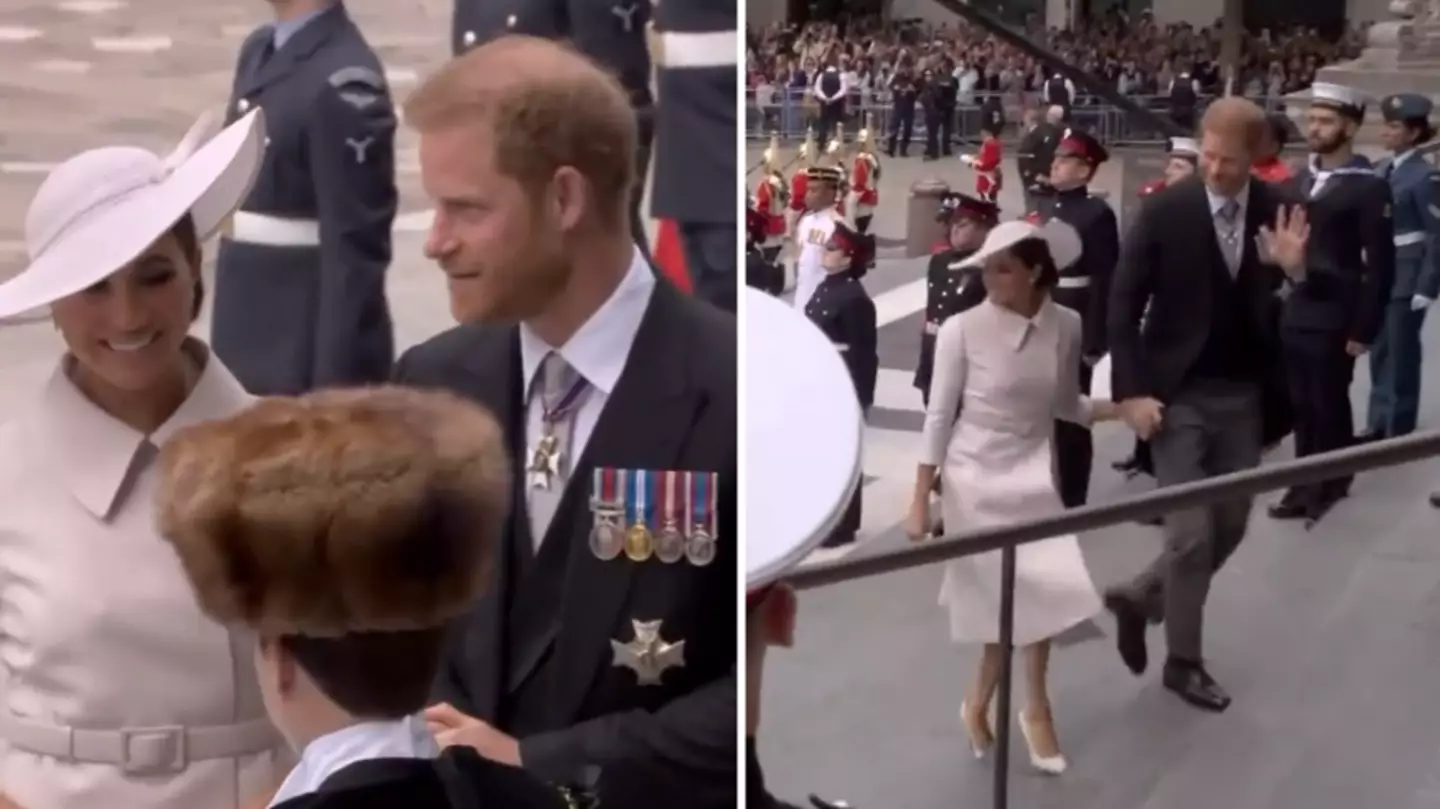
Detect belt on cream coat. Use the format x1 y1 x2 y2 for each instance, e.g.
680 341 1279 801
0 714 279 775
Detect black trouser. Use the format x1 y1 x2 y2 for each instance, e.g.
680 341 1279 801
937 106 954 155
817 100 845 140
888 106 914 155
1280 327 1358 504
1055 361 1094 508
923 107 943 158
855 215 872 234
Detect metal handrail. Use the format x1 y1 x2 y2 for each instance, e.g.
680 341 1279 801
785 429 1440 809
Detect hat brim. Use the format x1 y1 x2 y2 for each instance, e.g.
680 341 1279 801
0 109 266 320
745 288 864 590
958 218 1083 272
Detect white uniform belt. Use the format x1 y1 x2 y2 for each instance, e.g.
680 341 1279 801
658 31 738 68
833 342 850 352
0 714 277 775
228 211 321 247
1395 231 1427 246
1057 276 1090 289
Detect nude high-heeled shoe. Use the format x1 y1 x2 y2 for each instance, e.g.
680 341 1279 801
959 700 993 759
1018 707 1068 775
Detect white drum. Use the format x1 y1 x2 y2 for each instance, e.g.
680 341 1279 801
745 288 865 590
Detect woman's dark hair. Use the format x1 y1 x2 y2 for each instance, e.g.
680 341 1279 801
1007 237 1060 291
167 213 205 322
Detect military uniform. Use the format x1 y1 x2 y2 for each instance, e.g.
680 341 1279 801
803 220 877 547
913 193 995 405
1365 93 1440 440
848 115 881 234
213 3 397 395
1029 128 1118 509
746 207 783 295
792 165 843 310
453 0 657 268
651 0 737 313
1270 84 1395 526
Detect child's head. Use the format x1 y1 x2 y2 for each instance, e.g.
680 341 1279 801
155 386 511 747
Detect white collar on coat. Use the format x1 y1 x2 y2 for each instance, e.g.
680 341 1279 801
33 337 251 519
985 298 1057 352
269 714 439 807
518 247 655 399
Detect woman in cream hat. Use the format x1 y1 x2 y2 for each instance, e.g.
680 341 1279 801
0 110 289 809
902 219 1118 776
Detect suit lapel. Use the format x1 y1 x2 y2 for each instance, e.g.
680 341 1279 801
544 284 708 725
1188 180 1232 273
236 4 347 98
454 329 525 721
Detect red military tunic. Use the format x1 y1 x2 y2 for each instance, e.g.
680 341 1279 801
972 135 1003 200
753 174 788 248
850 152 880 219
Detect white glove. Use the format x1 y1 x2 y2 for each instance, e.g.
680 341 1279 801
959 154 975 166
1413 295 1434 311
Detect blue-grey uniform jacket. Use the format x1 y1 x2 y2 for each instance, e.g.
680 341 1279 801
212 4 397 395
1380 150 1440 302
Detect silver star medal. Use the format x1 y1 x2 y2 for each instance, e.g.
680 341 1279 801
611 619 685 686
527 434 563 489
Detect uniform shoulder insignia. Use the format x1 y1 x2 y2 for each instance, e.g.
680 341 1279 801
327 66 387 110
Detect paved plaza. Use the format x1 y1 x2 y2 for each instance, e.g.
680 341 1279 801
749 144 1440 809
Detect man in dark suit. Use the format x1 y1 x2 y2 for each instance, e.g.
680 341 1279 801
395 39 735 809
213 1 397 394
1104 98 1299 714
1267 83 1394 527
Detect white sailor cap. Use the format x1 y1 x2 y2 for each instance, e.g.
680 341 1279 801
745 288 864 598
1168 137 1199 158
1309 82 1367 116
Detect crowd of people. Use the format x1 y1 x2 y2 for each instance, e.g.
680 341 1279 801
745 12 1371 142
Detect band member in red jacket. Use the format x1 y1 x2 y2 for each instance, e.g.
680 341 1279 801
961 114 1004 201
753 134 789 263
849 114 882 234
788 128 818 229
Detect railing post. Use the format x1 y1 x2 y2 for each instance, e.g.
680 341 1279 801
992 543 1017 809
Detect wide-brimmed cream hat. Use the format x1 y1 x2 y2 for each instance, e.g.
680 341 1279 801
0 109 266 320
957 218 1083 273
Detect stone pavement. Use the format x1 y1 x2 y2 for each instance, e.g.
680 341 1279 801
750 143 1440 809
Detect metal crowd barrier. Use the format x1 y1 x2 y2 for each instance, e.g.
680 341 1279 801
745 88 1294 146
785 430 1440 809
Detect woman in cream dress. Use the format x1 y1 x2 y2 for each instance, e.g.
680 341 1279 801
0 111 289 809
903 219 1115 776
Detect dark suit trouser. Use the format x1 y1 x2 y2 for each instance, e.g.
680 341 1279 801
817 100 844 141
679 222 737 313
887 107 913 154
924 108 942 158
1282 327 1357 502
1366 299 1429 437
1121 380 1262 662
1054 361 1094 508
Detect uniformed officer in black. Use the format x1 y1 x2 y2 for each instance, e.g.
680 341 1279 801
804 219 878 548
649 0 736 312
1031 128 1119 509
746 205 783 296
213 1 397 395
1267 83 1395 527
1043 71 1074 121
929 59 958 159
452 0 655 263
886 66 919 157
913 192 996 405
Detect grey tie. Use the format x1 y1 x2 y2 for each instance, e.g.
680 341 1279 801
1215 198 1242 275
527 353 582 545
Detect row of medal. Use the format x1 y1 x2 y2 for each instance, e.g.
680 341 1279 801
588 468 719 566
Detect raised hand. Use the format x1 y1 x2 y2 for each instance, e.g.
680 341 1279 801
1256 204 1310 275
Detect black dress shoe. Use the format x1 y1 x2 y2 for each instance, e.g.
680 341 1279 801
1103 591 1149 675
1112 454 1141 473
1302 494 1341 530
809 795 854 809
1354 430 1385 444
1162 659 1231 712
1267 490 1311 520
1431 491 1440 509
